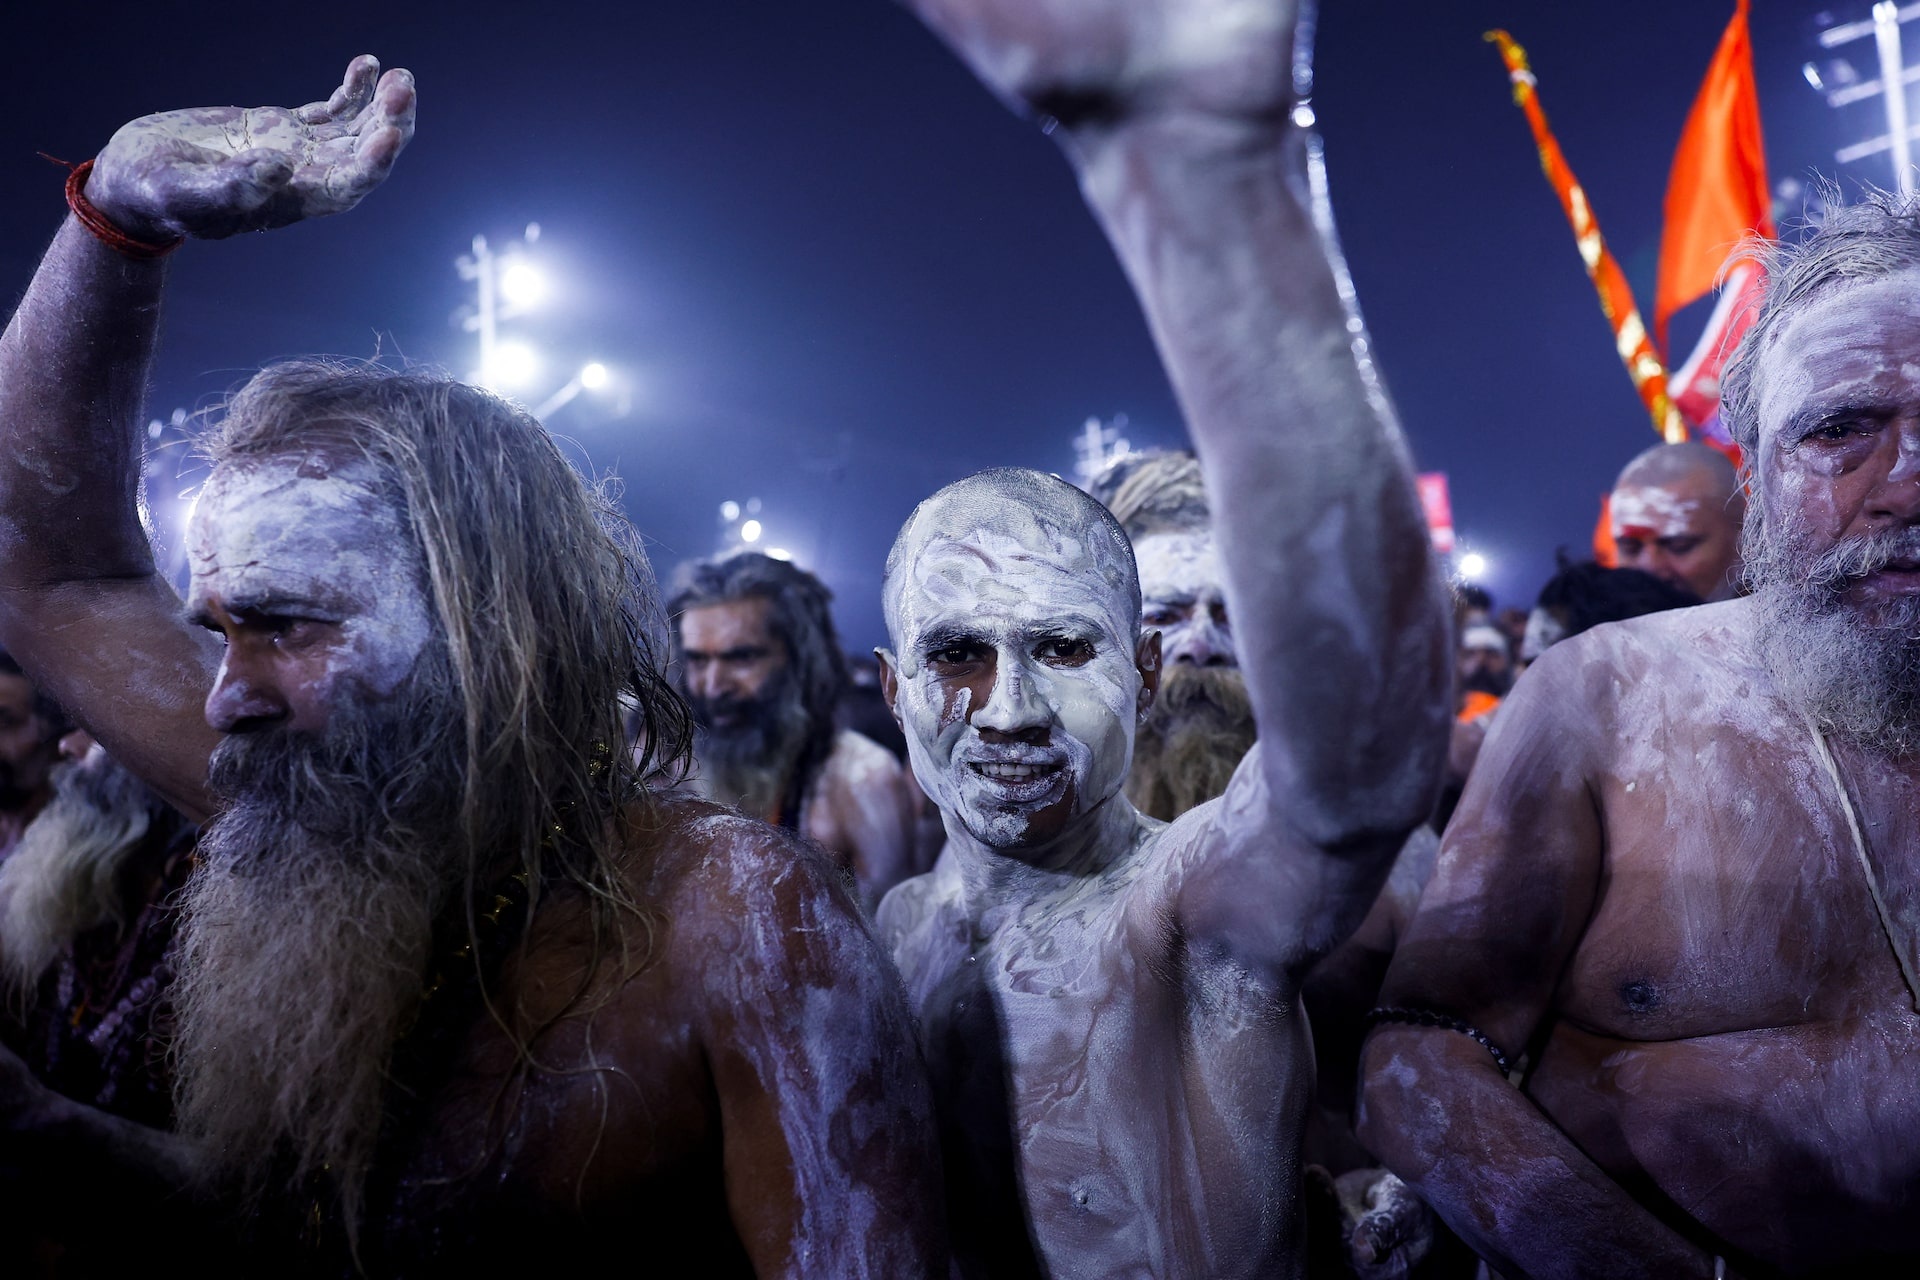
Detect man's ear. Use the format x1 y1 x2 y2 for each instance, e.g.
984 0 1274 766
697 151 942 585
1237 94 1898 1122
876 648 906 732
1135 630 1162 722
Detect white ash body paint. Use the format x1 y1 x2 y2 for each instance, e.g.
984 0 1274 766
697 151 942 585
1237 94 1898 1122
1134 528 1234 667
186 453 434 700
1609 485 1703 539
881 474 1141 855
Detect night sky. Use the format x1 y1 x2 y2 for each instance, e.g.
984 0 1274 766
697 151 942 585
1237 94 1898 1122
0 2 1889 649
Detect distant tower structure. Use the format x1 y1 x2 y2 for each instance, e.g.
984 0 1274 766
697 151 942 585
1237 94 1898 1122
1072 414 1133 484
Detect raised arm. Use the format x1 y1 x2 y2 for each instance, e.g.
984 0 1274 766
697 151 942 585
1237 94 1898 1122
903 0 1450 972
0 56 415 820
1356 648 1726 1279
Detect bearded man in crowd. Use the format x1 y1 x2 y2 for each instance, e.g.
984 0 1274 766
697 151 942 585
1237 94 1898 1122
1089 451 1256 822
0 652 65 860
1362 195 1920 1277
671 552 922 908
0 731 196 1129
0 58 940 1275
1609 438 1747 601
874 0 1453 1275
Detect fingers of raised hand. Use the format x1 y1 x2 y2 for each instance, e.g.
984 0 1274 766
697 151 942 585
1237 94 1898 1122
294 54 382 126
298 69 413 215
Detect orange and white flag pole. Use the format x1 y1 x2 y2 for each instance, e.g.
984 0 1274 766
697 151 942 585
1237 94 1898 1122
1486 30 1688 444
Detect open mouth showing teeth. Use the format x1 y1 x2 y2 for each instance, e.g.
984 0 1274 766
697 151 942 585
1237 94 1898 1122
969 761 1061 783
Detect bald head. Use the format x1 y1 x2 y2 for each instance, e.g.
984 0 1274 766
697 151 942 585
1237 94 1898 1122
1609 441 1746 601
883 468 1140 652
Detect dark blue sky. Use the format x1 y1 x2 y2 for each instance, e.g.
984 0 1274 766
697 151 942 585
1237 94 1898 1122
0 2 1889 647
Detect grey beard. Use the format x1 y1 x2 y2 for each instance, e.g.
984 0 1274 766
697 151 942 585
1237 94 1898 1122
171 646 465 1237
1128 665 1257 822
0 753 162 1000
691 673 813 819
1745 504 1920 755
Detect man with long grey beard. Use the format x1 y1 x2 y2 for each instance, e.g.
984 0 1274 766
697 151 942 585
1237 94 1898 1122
0 58 941 1276
0 731 196 1130
872 0 1453 1275
1361 193 1920 1277
671 552 922 909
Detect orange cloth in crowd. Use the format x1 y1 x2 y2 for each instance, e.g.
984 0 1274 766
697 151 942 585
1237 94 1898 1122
1459 690 1502 724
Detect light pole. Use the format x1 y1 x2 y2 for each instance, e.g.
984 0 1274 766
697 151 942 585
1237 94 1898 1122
1810 2 1920 194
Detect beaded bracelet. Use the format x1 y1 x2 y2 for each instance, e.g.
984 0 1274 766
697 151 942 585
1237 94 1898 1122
1364 1004 1514 1076
65 159 183 261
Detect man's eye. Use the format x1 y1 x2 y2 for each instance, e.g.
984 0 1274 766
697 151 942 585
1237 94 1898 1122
928 645 982 667
1143 609 1180 627
1036 638 1095 666
1807 420 1867 443
1662 537 1702 555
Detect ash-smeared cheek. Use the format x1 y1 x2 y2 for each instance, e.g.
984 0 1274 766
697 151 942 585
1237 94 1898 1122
897 677 972 809
1032 660 1136 810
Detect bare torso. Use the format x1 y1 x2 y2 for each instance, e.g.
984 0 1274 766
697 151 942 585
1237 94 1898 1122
1394 600 1920 1274
359 797 942 1277
878 803 1309 1280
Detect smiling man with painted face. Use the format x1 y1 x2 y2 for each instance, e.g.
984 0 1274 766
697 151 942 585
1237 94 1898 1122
1360 196 1920 1277
0 59 940 1275
874 1 1452 1275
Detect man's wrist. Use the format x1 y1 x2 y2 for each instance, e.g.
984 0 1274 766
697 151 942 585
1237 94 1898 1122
69 160 182 256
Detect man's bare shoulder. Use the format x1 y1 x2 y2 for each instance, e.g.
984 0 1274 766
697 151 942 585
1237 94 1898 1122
1537 597 1758 688
824 729 908 789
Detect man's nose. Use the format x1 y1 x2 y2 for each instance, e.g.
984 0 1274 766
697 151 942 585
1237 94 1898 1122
1165 622 1232 667
204 658 290 734
971 653 1049 737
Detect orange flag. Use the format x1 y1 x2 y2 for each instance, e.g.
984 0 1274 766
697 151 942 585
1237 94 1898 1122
1655 0 1773 356
1487 31 1687 443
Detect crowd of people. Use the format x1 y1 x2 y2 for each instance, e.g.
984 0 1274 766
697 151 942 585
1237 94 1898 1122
0 1 1916 1277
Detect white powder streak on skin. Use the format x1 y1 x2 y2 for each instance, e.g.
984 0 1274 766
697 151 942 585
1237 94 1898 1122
1610 486 1702 539
186 453 433 703
883 508 1140 854
1133 528 1233 667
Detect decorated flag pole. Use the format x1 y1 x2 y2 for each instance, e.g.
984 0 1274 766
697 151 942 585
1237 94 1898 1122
1486 30 1688 444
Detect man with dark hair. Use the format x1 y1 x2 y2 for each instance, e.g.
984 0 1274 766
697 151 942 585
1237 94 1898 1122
671 552 920 909
1521 561 1702 664
873 1 1453 1275
0 651 68 860
1363 191 1920 1276
0 59 941 1274
1610 439 1747 601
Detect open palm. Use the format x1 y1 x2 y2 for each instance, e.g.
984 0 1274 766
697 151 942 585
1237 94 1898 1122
904 0 1300 127
86 55 415 242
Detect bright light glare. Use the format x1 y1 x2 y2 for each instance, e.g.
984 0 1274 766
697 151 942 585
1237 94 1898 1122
720 500 741 522
1457 552 1489 581
499 260 546 308
579 362 610 390
739 519 763 543
766 547 792 561
485 341 540 389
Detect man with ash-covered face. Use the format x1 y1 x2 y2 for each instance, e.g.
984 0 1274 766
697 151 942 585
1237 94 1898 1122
1361 193 1920 1277
0 59 941 1274
1609 439 1747 601
874 0 1453 1274
1086 451 1254 823
671 552 922 909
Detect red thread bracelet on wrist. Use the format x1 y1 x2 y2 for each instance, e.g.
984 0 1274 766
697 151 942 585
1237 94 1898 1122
65 159 183 261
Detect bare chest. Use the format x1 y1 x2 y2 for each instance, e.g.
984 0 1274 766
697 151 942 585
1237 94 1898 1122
1564 722 1920 1039
901 885 1305 1276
